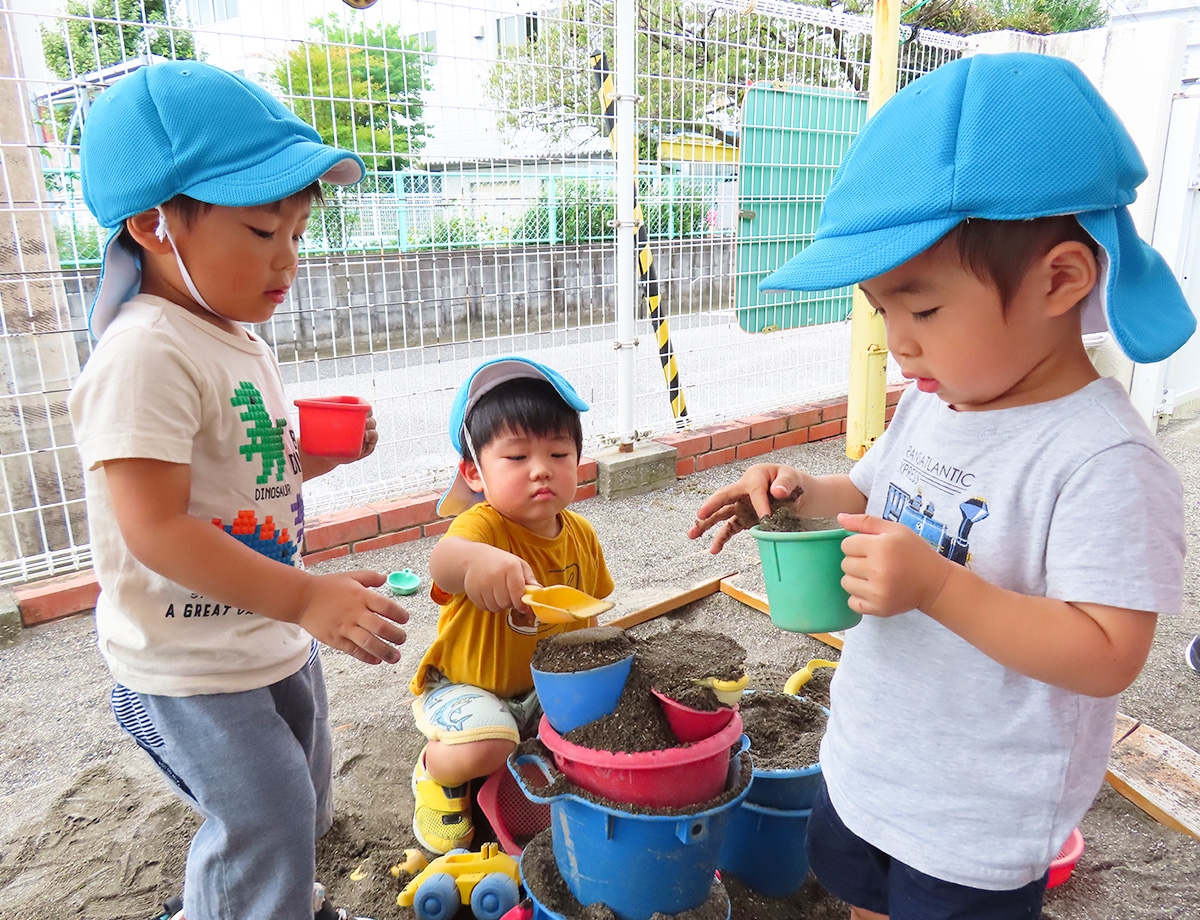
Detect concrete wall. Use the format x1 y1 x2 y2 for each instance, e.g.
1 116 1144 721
68 239 736 361
967 21 1188 389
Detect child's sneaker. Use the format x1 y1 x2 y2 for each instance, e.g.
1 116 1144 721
410 747 475 853
313 881 376 920
1186 635 1200 672
147 895 183 920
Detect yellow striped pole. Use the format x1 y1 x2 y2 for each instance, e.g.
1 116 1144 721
591 51 688 426
845 0 901 460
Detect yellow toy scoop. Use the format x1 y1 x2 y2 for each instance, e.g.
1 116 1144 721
784 658 838 696
694 673 750 705
522 585 614 623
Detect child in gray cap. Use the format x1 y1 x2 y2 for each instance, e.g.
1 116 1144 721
693 52 1191 918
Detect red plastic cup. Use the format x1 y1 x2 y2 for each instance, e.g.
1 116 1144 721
293 396 370 458
651 689 737 743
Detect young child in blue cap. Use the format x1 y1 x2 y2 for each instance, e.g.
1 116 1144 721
67 62 409 920
691 52 1192 918
409 356 613 853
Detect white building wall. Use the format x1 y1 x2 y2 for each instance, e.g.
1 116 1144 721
969 20 1190 403
1111 0 1200 81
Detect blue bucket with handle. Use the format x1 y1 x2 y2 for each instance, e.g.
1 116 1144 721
717 800 812 898
520 831 732 920
511 745 751 920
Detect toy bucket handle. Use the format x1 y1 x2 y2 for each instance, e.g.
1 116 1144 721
509 751 563 804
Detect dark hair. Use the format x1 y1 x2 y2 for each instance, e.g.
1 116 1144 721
117 181 324 254
462 378 584 461
935 215 1100 310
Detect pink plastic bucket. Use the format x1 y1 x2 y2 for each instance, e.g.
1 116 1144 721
651 689 737 743
1048 828 1085 888
537 710 744 808
293 396 370 458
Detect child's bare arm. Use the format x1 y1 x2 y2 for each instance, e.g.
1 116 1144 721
300 410 379 481
689 464 867 553
104 457 408 665
838 512 1156 697
429 535 538 613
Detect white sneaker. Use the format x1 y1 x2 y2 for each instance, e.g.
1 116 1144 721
313 881 376 920
1186 634 1200 672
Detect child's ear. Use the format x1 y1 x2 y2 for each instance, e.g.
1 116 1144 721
124 209 174 254
1042 241 1098 317
460 458 486 492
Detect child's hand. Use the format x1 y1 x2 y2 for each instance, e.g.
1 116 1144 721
462 545 539 615
689 464 805 553
837 513 951 617
358 410 378 460
297 570 409 664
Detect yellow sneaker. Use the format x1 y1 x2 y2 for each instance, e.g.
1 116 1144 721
410 749 474 854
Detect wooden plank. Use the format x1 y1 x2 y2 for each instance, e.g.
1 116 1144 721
1107 721 1200 839
606 572 733 631
718 576 845 651
718 576 1200 839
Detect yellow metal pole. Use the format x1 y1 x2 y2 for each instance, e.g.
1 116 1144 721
845 0 902 460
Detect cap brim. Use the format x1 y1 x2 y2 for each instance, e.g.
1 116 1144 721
88 229 141 338
1077 207 1195 364
437 470 485 517
758 216 959 292
186 143 364 207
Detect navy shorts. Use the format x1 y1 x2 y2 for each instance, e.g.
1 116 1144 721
806 782 1049 920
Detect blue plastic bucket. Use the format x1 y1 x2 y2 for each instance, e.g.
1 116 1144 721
741 690 827 810
717 800 812 899
512 749 751 920
747 761 823 810
521 834 732 920
531 653 634 734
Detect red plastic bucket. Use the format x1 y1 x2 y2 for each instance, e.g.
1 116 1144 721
293 396 370 458
651 689 736 743
1048 828 1085 888
537 710 744 808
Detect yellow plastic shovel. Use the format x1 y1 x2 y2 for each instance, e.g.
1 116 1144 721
522 585 614 624
694 673 750 705
784 658 839 696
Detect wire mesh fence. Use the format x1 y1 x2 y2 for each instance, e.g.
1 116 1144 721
0 0 965 585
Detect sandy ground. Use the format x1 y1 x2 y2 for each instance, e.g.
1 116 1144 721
2 422 1200 920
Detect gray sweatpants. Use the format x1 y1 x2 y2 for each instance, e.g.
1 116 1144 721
111 647 332 920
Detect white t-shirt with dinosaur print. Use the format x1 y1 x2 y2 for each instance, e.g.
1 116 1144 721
69 295 310 696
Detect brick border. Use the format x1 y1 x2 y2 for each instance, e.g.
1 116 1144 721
15 387 906 626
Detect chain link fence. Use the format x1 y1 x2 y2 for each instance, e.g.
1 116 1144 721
0 0 965 584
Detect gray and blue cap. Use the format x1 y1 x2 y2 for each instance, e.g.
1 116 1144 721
438 357 588 517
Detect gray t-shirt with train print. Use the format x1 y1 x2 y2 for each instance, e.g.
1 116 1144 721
825 377 1184 890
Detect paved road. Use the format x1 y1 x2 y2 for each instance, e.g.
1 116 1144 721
285 310 895 514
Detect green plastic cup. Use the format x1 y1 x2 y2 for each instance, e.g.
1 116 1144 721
750 525 861 633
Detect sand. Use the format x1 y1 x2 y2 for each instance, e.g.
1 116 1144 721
2 421 1199 919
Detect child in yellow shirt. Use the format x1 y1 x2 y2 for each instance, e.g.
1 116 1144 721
409 357 613 853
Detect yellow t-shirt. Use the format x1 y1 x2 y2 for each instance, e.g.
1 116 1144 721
410 503 615 699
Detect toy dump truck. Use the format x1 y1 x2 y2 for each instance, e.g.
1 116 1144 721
396 842 520 920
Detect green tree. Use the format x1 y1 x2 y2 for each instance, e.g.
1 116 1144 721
40 0 197 79
39 0 198 147
270 14 431 171
910 0 1108 36
488 0 863 156
487 0 1108 152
